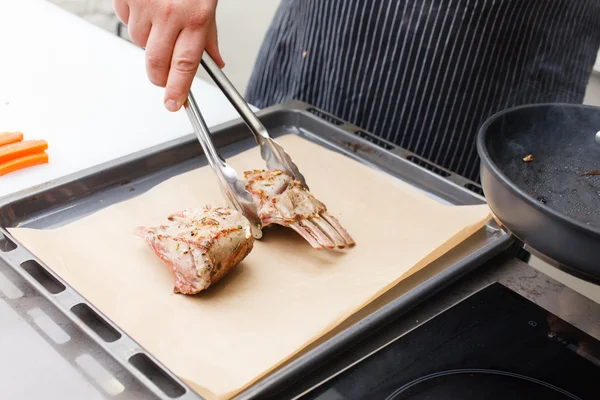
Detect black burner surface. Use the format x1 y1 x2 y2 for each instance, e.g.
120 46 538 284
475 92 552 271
386 369 578 399
300 283 600 400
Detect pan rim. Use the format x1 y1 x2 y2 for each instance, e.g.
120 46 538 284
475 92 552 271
476 102 600 238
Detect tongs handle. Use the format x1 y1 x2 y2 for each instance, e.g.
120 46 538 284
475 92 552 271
201 53 270 143
184 92 262 239
201 52 309 188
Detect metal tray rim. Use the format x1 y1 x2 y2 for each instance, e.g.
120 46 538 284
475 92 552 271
0 113 253 213
0 100 515 400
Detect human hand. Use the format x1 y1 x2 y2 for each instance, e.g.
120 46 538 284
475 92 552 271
114 0 225 112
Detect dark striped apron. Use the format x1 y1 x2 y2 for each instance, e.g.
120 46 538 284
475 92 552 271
245 0 600 183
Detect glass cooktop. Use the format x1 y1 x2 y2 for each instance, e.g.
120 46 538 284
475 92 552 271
300 283 600 400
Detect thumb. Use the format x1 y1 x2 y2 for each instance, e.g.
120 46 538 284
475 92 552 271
205 19 225 68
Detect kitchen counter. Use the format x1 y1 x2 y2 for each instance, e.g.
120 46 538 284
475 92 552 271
0 0 246 198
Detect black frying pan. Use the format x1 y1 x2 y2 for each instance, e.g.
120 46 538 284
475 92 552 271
477 103 600 284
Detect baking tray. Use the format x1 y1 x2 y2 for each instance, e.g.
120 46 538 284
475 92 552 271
0 101 513 400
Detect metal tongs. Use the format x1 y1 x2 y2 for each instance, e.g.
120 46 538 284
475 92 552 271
184 53 308 240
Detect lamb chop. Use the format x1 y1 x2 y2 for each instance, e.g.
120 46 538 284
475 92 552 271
244 169 355 250
135 206 254 294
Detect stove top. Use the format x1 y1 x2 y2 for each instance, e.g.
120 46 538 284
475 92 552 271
299 283 600 400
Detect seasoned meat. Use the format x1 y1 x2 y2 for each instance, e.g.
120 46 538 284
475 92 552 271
135 206 254 294
244 169 355 250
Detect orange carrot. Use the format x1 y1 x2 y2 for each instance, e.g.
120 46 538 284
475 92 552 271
0 152 49 177
0 140 48 164
0 131 24 147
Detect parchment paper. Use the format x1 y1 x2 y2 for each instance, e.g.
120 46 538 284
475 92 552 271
8 134 491 399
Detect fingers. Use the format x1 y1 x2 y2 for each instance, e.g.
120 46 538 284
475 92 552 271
113 0 130 24
121 0 219 111
205 19 225 69
127 9 152 49
163 25 206 112
145 23 179 87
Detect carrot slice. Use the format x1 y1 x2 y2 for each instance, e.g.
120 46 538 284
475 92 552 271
0 131 24 147
0 152 49 177
0 140 48 164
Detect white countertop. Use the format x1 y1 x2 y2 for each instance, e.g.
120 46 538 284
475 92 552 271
0 0 243 198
